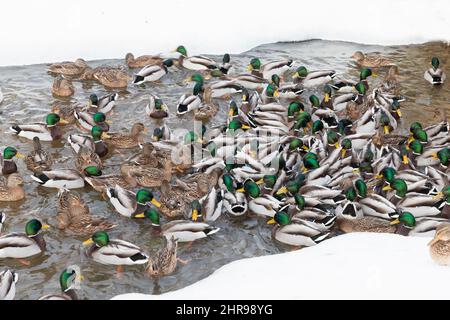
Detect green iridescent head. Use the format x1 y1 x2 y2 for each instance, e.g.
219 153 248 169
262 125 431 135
294 194 306 210
355 179 367 198
3 146 19 160
326 130 339 146
184 131 200 144
295 66 308 78
249 58 261 70
344 187 357 202
243 179 261 198
389 179 408 197
144 208 161 226
136 189 155 205
228 119 249 131
154 98 165 110
91 125 105 141
176 45 187 56
223 53 230 63
262 175 277 189
303 157 319 170
355 82 366 95
431 57 440 70
341 138 352 150
410 122 422 133
311 120 324 134
84 166 102 177
409 140 423 155
309 95 320 108
273 211 290 226
89 94 98 105
46 113 61 126
222 174 235 192
190 73 204 85
398 212 416 228
271 74 281 87
288 102 303 118
289 138 305 151
193 81 203 96
93 112 106 124
59 267 79 292
360 68 373 80
163 59 173 67
437 148 450 166
412 129 428 143
380 167 396 183
25 219 46 236
91 231 110 246
265 84 278 98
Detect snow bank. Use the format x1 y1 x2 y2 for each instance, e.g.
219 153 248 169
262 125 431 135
1 0 449 67
112 233 447 300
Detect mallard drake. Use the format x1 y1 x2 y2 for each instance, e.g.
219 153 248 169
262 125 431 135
83 231 149 266
105 123 146 149
133 59 174 84
106 186 161 218
0 174 25 202
74 111 110 132
146 236 178 277
139 208 220 243
74 145 103 176
232 74 268 91
31 169 85 189
189 187 224 222
247 58 293 81
433 186 450 219
219 53 232 74
158 45 188 61
267 211 330 247
52 76 74 98
9 113 68 141
179 55 218 71
237 179 282 218
337 212 416 236
87 93 118 114
125 52 163 68
292 66 336 88
47 58 88 77
424 57 446 85
351 51 394 68
146 95 169 119
68 125 110 158
56 189 116 234
38 266 83 300
0 147 25 175
0 219 49 259
331 68 374 93
428 223 450 265
0 269 18 300
177 82 203 115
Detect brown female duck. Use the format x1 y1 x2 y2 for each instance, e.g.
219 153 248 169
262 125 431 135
25 137 53 173
52 76 75 97
125 53 163 68
0 174 25 202
48 58 89 77
105 123 146 149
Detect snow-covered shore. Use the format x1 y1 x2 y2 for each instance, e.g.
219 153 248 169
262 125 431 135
112 233 447 300
1 0 449 67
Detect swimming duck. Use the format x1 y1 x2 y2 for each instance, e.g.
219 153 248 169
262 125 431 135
0 147 24 175
0 174 25 202
0 269 18 300
428 223 450 265
331 68 374 93
179 55 218 71
238 179 282 218
83 231 149 266
68 125 110 158
177 82 203 115
9 113 68 141
31 169 85 189
84 66 131 89
120 161 172 188
146 95 169 119
106 186 161 218
424 57 446 85
133 59 174 84
232 74 268 91
74 146 103 176
139 208 220 243
105 123 146 149
292 66 336 88
56 189 116 234
125 52 163 68
146 236 178 277
190 187 224 222
52 76 75 97
351 51 394 68
51 102 82 125
38 266 83 300
74 111 110 132
0 219 49 259
87 93 119 114
267 210 330 247
157 180 199 218
84 173 131 195
47 58 89 77
247 58 293 81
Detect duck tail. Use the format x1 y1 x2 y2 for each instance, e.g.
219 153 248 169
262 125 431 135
204 226 220 236
311 232 330 244
321 215 337 228
130 252 149 262
9 125 21 134
30 172 49 184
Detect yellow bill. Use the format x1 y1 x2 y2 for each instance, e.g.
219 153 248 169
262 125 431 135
267 218 276 225
134 213 145 218
382 185 392 191
390 218 400 225
151 198 161 208
82 238 94 246
276 186 288 195
15 152 25 158
192 209 199 221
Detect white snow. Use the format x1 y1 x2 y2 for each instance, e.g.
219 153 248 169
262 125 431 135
1 0 449 67
112 233 449 300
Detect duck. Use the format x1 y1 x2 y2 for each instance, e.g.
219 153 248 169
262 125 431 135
0 269 18 300
38 266 83 300
433 186 450 219
232 74 268 91
31 169 85 189
428 223 450 265
68 125 110 158
84 173 131 195
87 93 119 114
292 66 336 88
139 208 220 243
82 66 131 89
267 211 330 247
0 147 25 175
133 59 174 84
146 236 178 277
179 55 218 71
238 179 282 218
52 76 75 97
177 82 203 115
9 113 68 141
424 57 446 85
51 102 82 125
83 231 149 266
0 174 25 202
0 219 49 259
73 145 103 176
47 58 89 77
56 189 116 234
120 161 172 188
106 186 161 218
247 58 293 81
157 180 200 218
105 123 146 149
351 51 394 68
74 110 110 132
337 211 416 236
189 187 224 222
125 52 163 68
146 95 169 119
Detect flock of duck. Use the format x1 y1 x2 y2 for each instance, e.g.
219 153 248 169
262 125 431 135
0 45 449 300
